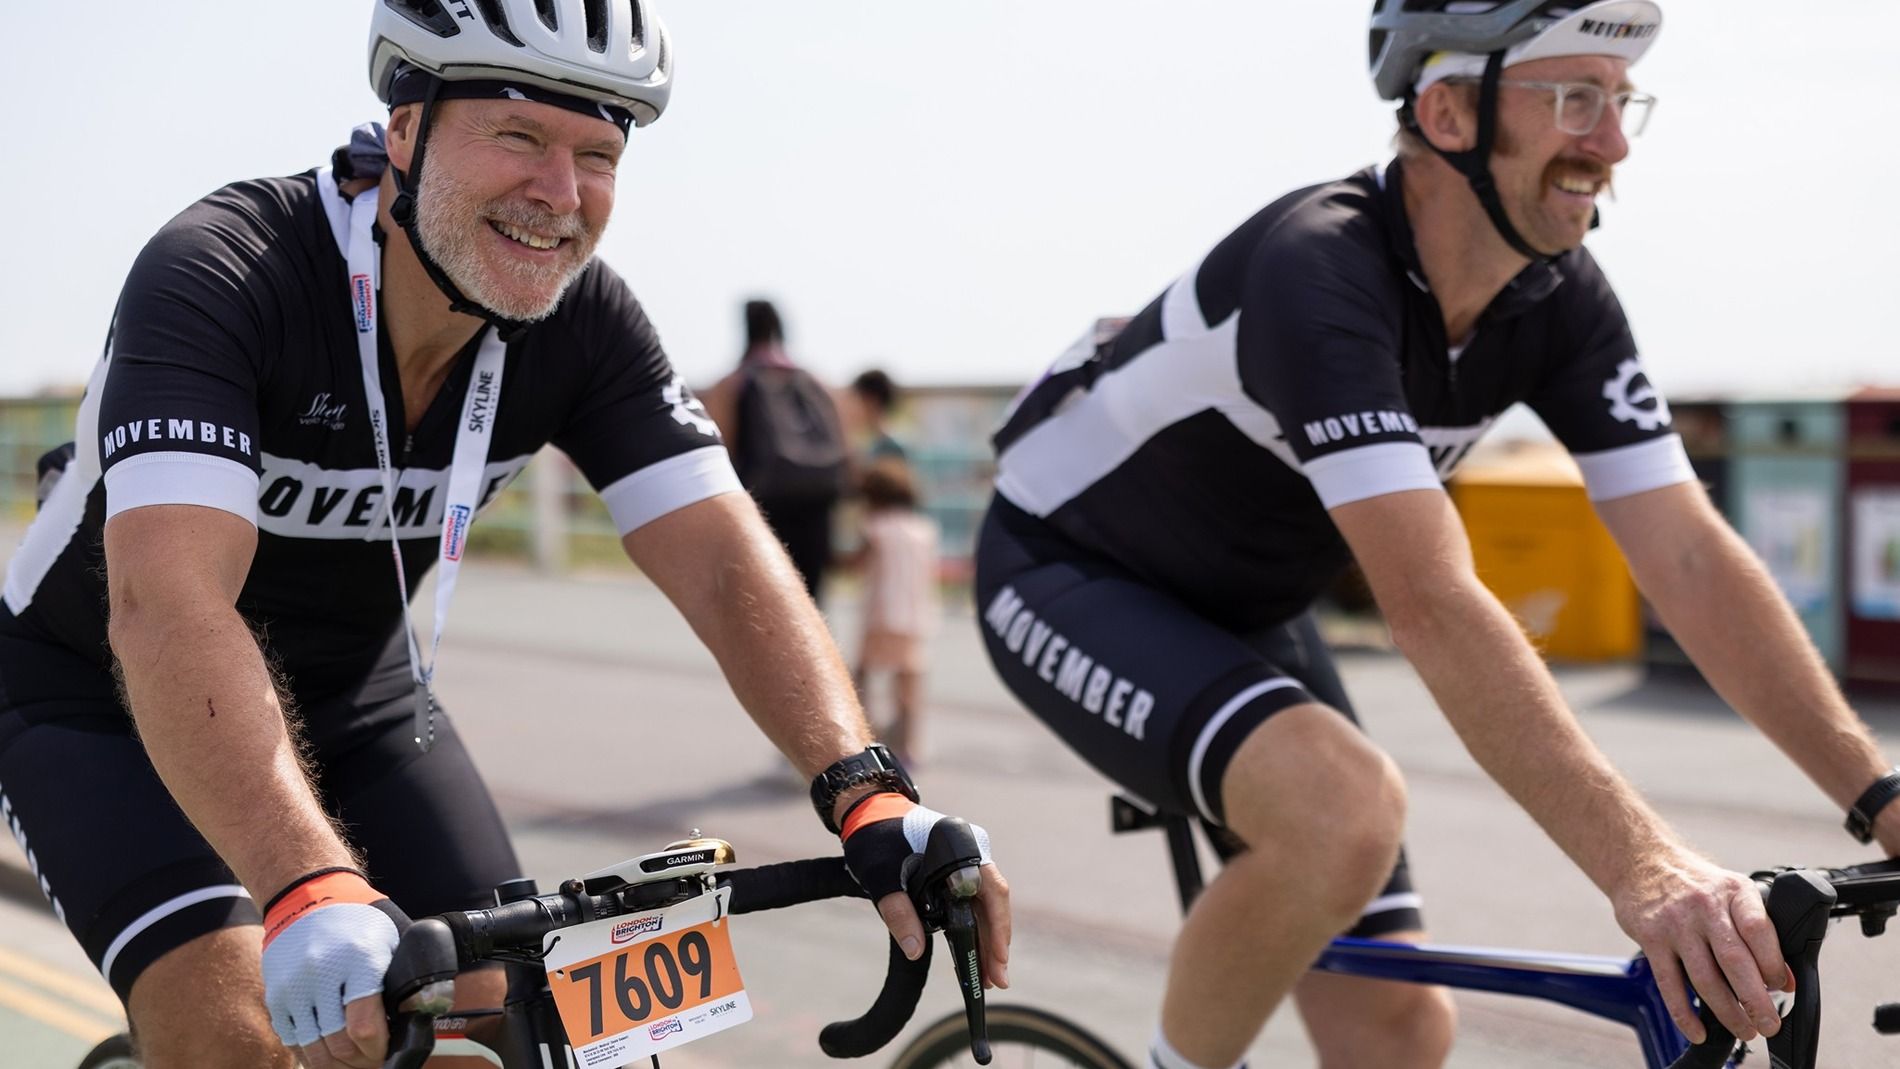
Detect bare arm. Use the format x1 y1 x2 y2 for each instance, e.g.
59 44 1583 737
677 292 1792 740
622 492 870 780
1332 487 1785 1041
623 492 1011 986
1599 481 1900 852
105 505 355 899
1332 488 1681 892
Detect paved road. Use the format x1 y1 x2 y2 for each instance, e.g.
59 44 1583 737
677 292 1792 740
5 559 1900 1067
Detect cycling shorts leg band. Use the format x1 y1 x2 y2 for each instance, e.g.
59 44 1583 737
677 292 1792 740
88 859 261 1002
1149 1026 1246 1069
1173 666 1315 826
1349 849 1424 938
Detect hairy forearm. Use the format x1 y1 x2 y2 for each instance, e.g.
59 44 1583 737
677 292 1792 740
1389 582 1682 893
1642 521 1890 810
634 498 872 779
703 547 870 775
110 604 355 898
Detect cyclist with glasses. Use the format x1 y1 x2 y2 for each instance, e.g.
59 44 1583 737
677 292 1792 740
0 3 1007 1067
973 3 1897 1067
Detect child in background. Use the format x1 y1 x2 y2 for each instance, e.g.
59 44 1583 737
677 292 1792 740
850 458 941 766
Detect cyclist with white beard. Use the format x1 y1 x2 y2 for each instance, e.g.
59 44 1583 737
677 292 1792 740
0 3 1008 1067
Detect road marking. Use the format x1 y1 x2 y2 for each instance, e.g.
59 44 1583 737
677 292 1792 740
0 974 119 1043
0 945 123 1018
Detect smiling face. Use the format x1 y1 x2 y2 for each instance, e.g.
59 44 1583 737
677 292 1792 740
1486 54 1635 255
405 97 625 321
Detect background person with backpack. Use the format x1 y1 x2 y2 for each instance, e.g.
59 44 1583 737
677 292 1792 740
704 299 848 599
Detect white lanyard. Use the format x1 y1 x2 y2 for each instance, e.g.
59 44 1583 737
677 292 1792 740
334 177 506 752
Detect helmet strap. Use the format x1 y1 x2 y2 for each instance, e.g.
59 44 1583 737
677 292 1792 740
386 76 532 341
1404 51 1554 265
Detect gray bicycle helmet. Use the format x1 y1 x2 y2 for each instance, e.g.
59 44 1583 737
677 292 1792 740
1369 0 1556 102
370 0 672 127
1370 1 1662 102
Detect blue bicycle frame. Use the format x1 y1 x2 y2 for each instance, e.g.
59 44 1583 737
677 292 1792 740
1312 937 1698 1069
1111 794 1712 1069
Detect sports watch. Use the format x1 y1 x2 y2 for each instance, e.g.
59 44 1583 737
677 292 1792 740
1845 768 1900 845
811 744 919 834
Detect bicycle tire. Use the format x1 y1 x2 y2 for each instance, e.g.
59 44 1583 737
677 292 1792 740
76 1033 140 1069
889 1004 1136 1069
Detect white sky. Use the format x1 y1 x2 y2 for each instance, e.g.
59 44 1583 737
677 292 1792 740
2 2 1894 400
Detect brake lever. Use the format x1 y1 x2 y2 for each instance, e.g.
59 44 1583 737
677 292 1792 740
1762 870 1836 1069
1667 870 1839 1069
383 1013 437 1069
907 818 992 1065
381 918 460 1069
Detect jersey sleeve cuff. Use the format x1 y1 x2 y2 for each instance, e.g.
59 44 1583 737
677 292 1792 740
597 445 744 535
1571 435 1695 502
103 452 259 525
1304 442 1443 509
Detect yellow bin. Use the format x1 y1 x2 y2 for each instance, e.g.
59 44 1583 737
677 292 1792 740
1449 446 1638 661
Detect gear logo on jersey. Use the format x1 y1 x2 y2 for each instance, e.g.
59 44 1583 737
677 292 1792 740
442 504 472 561
1602 356 1669 432
351 274 374 334
662 375 719 438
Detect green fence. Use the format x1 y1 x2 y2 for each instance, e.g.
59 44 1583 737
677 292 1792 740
0 397 79 523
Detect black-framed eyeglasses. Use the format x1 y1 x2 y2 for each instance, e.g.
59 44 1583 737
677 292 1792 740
1449 78 1657 137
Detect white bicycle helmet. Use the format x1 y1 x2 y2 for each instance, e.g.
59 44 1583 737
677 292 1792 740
369 0 672 127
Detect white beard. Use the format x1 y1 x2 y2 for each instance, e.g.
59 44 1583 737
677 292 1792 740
412 161 597 322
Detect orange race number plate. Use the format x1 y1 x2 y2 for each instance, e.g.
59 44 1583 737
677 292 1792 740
543 887 750 1065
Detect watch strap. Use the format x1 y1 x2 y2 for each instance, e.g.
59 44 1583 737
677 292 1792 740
1845 768 1900 845
811 744 917 834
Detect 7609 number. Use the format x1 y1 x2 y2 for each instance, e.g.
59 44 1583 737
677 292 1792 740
566 931 714 1038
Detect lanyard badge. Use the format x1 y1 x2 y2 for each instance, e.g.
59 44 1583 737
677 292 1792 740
326 170 506 752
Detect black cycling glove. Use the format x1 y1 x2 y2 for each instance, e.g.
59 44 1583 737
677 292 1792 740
838 792 994 899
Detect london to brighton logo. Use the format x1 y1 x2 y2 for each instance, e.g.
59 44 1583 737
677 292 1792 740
648 1018 684 1041
443 504 472 561
351 274 374 333
610 916 665 945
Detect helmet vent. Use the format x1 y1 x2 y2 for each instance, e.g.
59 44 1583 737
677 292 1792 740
583 0 611 53
471 0 524 46
533 0 559 33
386 0 461 38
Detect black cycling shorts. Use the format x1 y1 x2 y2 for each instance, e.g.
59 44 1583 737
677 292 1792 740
0 617 522 1002
973 497 1422 937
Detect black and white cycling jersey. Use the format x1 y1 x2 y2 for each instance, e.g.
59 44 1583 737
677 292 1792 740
2 169 736 700
991 160 1691 632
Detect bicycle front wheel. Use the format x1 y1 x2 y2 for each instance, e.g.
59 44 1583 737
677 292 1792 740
890 1004 1136 1069
76 1033 139 1069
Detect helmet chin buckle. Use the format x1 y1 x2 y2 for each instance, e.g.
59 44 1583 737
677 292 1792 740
385 87 532 341
1409 51 1556 265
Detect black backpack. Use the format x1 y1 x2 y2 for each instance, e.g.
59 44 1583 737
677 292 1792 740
734 366 847 505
